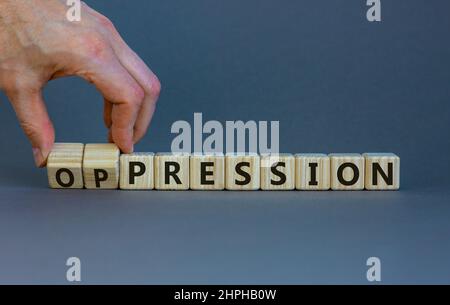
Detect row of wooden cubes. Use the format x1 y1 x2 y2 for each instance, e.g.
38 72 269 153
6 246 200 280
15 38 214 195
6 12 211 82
47 143 400 190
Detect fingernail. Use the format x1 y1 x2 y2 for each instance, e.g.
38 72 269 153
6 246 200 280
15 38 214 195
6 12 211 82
33 148 45 167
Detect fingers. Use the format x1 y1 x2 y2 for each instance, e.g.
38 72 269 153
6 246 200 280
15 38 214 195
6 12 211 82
6 87 55 167
77 49 145 153
103 25 161 142
115 49 160 143
103 98 112 128
133 97 157 143
71 8 160 147
103 98 114 143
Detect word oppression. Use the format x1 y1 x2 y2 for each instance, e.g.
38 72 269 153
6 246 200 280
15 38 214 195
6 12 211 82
47 143 400 191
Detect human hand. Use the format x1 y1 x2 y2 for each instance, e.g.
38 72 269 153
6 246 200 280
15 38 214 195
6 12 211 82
0 0 161 167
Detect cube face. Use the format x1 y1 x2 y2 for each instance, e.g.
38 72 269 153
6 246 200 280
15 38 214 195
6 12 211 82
363 153 400 190
260 154 295 190
225 153 260 190
120 153 154 190
330 154 365 190
295 154 330 190
154 153 190 190
47 142 401 193
83 144 120 189
190 154 225 190
47 143 85 189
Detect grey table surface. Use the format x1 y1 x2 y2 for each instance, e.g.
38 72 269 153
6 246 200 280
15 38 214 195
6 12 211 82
0 167 449 284
1 0 450 284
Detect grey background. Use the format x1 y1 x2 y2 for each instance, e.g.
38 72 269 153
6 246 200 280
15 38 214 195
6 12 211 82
0 0 449 284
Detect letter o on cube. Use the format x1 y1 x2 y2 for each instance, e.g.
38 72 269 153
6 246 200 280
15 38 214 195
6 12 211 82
330 153 365 190
47 143 85 189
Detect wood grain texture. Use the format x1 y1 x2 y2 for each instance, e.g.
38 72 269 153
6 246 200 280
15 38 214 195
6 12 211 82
120 153 154 190
83 143 120 189
363 153 400 190
330 153 365 190
190 153 225 190
47 143 84 189
225 153 260 190
295 153 330 190
260 154 295 190
154 153 190 190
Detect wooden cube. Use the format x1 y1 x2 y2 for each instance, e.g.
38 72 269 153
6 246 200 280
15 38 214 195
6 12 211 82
190 153 225 190
120 153 154 190
83 143 120 189
225 153 260 190
330 153 365 190
363 153 400 190
260 154 295 190
295 154 330 190
47 143 84 189
154 153 190 190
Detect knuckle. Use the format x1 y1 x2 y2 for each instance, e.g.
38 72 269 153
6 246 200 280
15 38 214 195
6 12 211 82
79 32 110 61
145 74 161 99
135 85 146 102
1 73 18 93
18 113 53 138
97 14 116 31
19 120 40 140
126 85 145 107
1 79 19 95
3 76 39 97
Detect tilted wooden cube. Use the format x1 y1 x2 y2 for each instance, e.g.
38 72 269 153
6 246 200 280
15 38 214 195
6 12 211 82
260 154 295 190
295 154 330 190
83 143 120 189
120 153 154 190
330 153 365 190
154 153 190 190
47 143 85 189
190 153 225 190
363 153 400 190
225 153 260 190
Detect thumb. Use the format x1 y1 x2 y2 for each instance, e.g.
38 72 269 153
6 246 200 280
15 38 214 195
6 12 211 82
6 88 55 167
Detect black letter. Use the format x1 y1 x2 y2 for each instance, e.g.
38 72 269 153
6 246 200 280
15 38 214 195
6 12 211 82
129 161 146 185
165 162 182 184
235 162 251 185
372 163 393 185
201 162 215 185
56 168 75 188
308 162 319 186
271 162 286 185
94 169 108 188
337 163 359 186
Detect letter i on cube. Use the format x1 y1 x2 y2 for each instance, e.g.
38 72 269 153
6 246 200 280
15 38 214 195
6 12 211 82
295 154 330 190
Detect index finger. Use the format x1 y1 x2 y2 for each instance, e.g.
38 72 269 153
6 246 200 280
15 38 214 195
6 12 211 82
77 54 145 153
